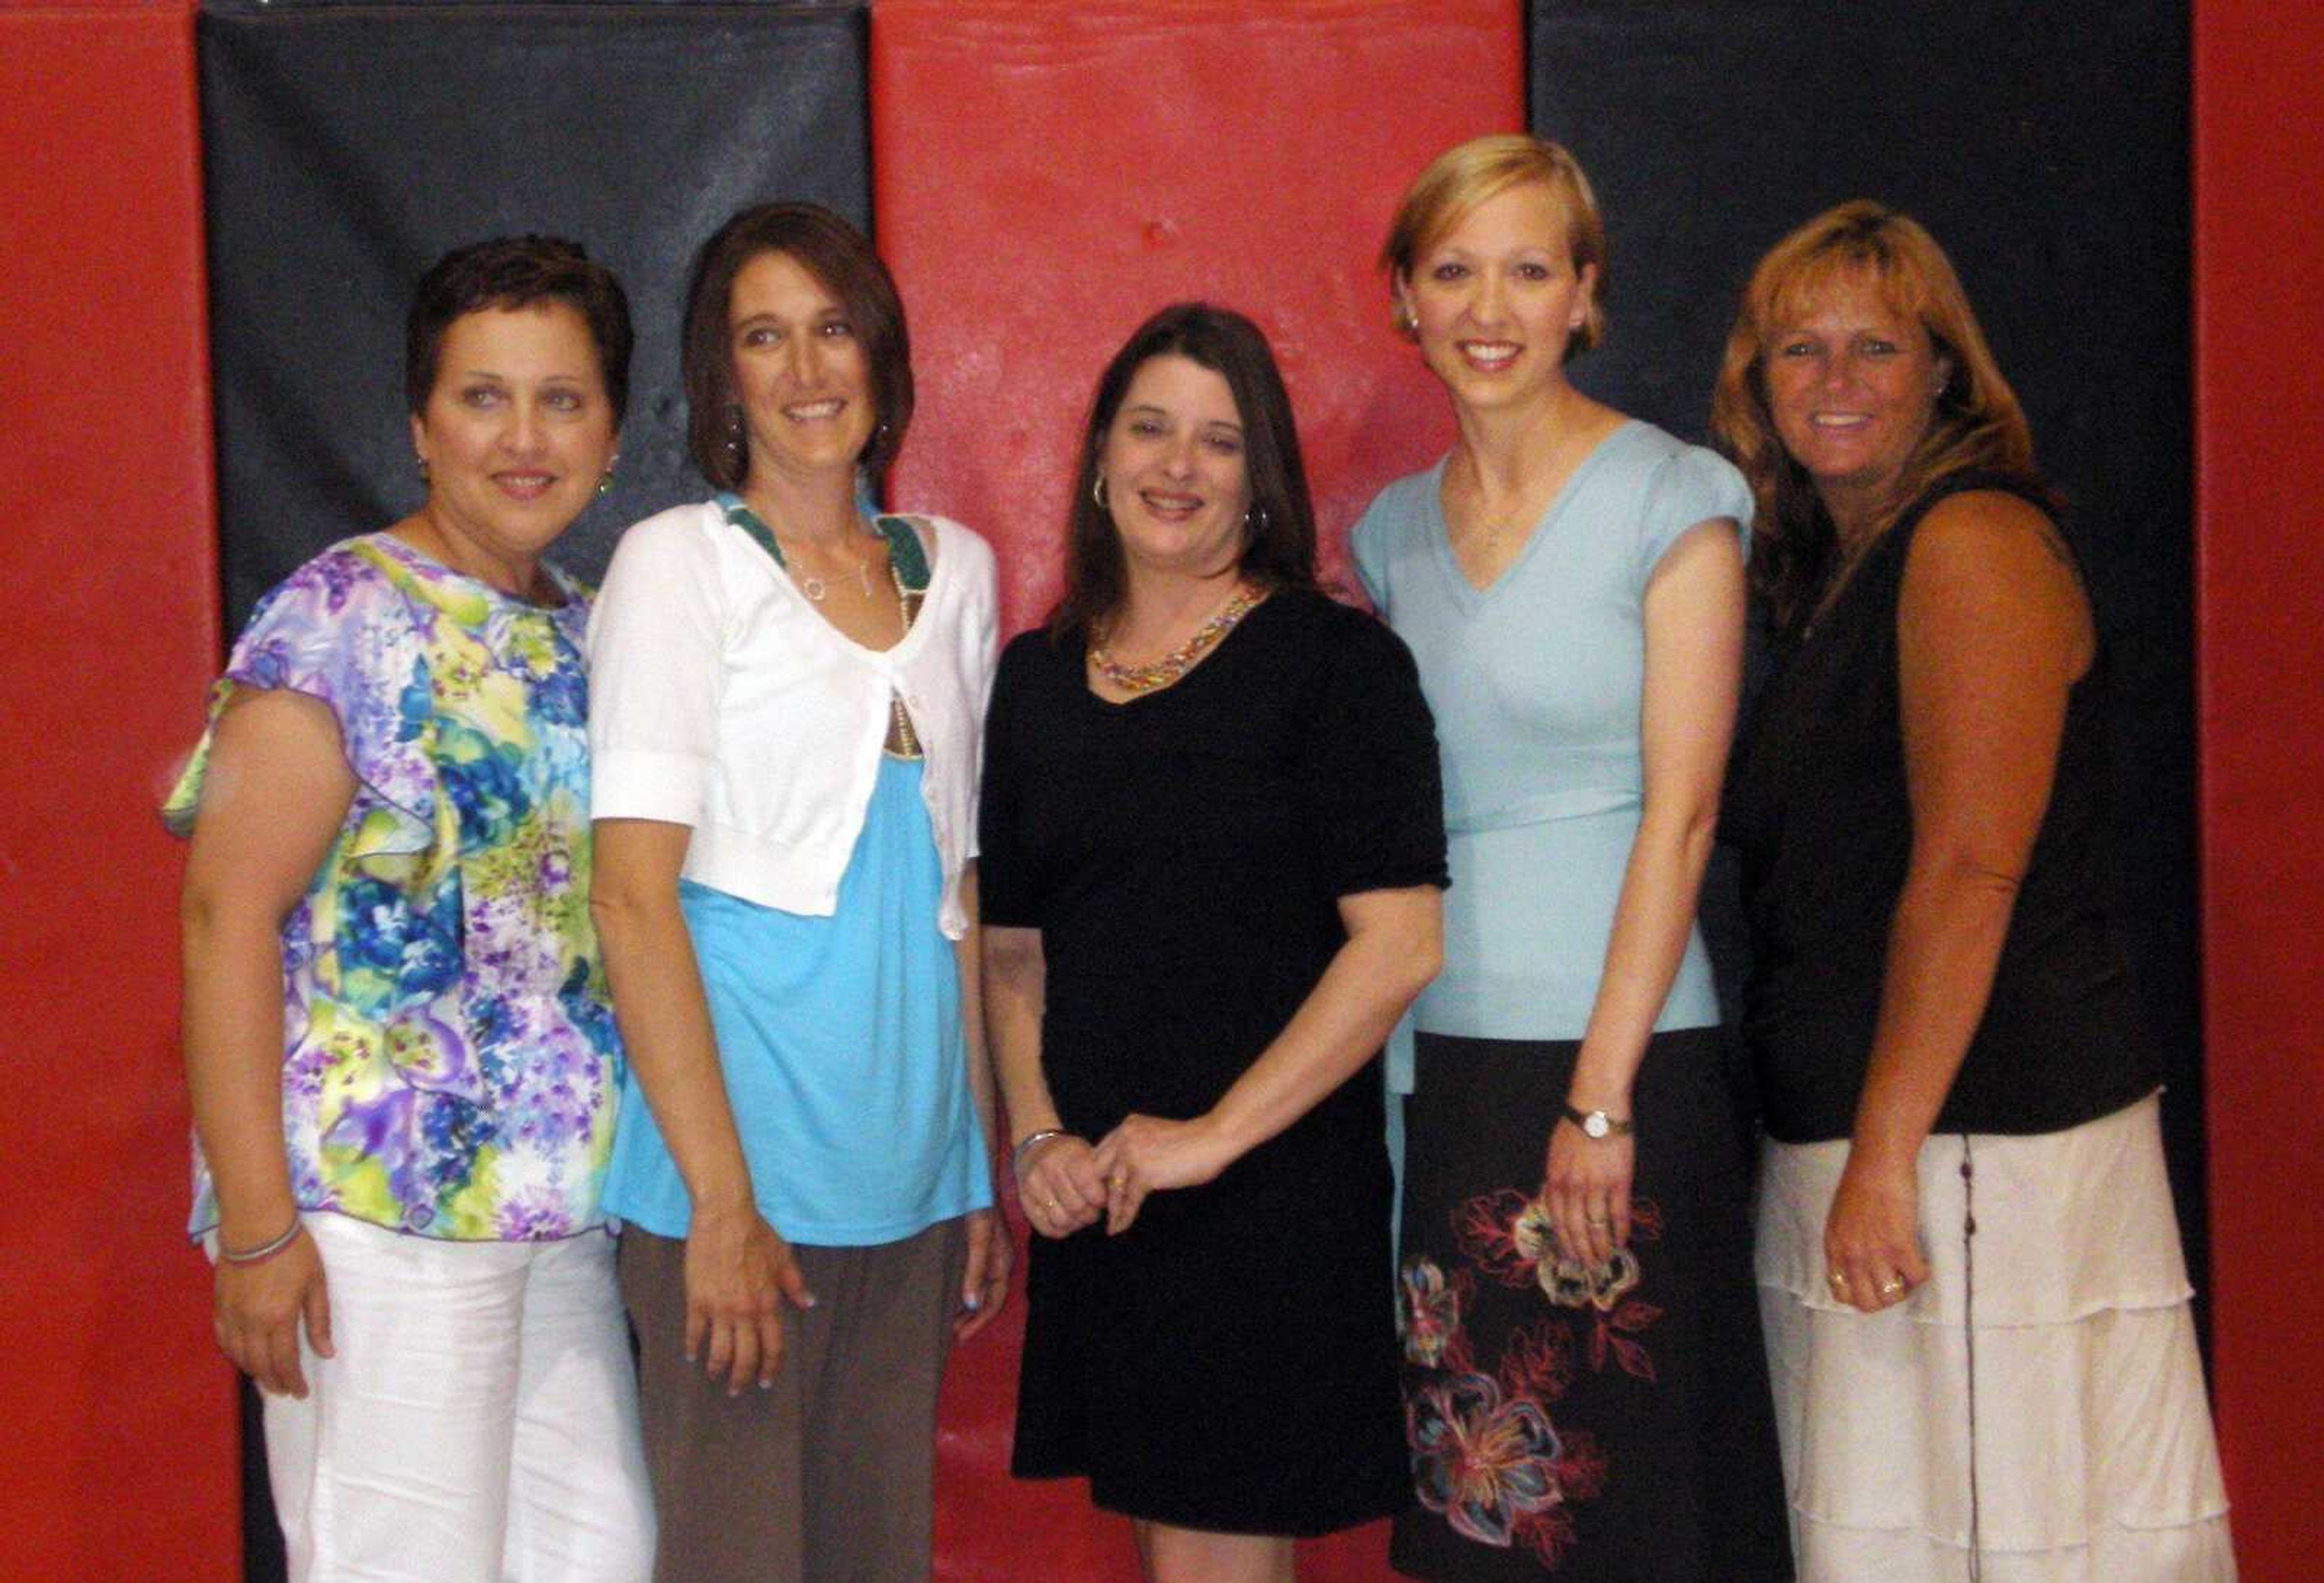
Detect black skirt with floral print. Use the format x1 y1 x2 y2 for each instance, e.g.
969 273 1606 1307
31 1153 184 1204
1392 1029 1793 1582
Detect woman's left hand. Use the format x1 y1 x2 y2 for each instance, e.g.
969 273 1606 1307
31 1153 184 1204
1822 1149 1929 1313
1089 1114 1235 1236
1544 1119 1633 1267
954 1207 1011 1340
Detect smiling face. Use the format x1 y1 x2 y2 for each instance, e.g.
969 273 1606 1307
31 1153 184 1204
729 248 876 488
1399 180 1596 415
1761 267 1951 528
409 301 615 569
1097 353 1252 581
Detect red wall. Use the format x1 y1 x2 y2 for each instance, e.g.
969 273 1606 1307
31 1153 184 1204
2192 8 2324 1581
0 4 237 1578
872 2 1518 1575
0 1 2313 1578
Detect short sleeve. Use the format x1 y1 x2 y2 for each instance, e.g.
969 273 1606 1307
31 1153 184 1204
1635 442 1754 591
974 634 1045 928
1298 609 1449 899
1349 494 1389 611
586 513 730 826
163 545 435 857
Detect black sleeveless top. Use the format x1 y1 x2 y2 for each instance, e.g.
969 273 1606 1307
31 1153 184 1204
1722 471 2158 1143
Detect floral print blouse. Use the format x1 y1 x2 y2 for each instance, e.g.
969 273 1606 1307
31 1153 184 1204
166 533 620 1241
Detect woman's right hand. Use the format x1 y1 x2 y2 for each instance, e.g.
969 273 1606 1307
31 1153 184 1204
1014 1133 1105 1239
683 1202 816 1395
214 1228 332 1400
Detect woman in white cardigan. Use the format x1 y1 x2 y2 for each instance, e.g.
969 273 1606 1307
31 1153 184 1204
585 202 1007 1583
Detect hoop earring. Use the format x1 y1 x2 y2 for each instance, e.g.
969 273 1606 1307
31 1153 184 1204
1244 500 1269 533
415 455 430 482
1092 472 1110 512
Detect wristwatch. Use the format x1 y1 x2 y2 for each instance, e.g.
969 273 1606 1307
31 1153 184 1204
1560 1103 1634 1140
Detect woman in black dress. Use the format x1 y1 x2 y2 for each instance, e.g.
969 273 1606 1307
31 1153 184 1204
980 302 1449 1583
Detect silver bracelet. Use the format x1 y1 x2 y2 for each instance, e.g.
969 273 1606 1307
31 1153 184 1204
218 1214 304 1265
1010 1129 1069 1176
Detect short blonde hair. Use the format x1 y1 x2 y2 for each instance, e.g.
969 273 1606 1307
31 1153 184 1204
1379 133 1607 353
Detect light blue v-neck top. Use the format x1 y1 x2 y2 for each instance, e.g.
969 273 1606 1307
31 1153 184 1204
1351 421 1750 1078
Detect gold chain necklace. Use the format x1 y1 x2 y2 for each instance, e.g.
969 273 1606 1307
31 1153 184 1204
1089 583 1265 695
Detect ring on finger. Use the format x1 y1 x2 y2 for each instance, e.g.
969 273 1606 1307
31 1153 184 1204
1827 1270 1850 1292
1877 1276 1905 1298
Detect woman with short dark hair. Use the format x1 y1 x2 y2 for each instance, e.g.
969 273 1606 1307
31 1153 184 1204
172 234 651 1582
586 202 1007 1582
984 301 1448 1583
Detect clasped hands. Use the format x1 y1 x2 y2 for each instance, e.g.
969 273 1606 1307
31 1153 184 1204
1016 1114 1232 1239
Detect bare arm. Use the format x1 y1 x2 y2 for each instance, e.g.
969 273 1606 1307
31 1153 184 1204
1091 884 1443 1234
950 865 1010 1335
984 923 1108 1238
1825 491 2092 1312
589 818 812 1390
180 688 355 1398
1546 517 1745 1263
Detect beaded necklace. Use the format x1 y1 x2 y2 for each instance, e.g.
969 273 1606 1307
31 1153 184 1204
1088 582 1265 695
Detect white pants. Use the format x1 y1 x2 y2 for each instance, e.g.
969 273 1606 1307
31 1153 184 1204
262 1214 654 1583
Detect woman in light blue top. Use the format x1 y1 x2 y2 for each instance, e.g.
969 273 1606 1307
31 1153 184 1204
1353 136 1792 1581
585 203 1006 1582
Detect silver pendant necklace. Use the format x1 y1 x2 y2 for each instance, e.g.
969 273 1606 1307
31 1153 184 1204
783 529 876 603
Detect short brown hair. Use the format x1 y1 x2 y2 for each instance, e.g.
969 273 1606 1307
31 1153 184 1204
1380 133 1607 353
680 203 913 490
1712 200 2041 633
405 235 633 422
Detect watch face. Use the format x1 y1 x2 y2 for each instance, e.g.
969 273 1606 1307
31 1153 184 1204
1581 1112 1610 1139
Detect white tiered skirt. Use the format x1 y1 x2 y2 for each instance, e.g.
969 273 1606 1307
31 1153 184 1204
1756 1093 2236 1582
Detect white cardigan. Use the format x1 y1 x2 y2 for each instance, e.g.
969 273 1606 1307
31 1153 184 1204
586 499 998 939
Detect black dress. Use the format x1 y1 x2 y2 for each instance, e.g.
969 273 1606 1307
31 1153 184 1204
980 589 1449 1536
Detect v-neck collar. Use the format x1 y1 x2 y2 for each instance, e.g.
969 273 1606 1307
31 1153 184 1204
1429 418 1643 608
716 493 940 662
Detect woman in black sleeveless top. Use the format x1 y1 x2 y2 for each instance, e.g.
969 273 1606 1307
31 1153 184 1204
1713 203 2232 1582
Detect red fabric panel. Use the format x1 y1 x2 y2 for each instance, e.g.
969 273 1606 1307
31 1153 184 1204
0 5 235 1580
875 0 1520 637
2194 4 2324 1577
873 3 1521 1577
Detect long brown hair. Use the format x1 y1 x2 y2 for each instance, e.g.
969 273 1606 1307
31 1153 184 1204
1712 201 2041 634
1050 303 1320 640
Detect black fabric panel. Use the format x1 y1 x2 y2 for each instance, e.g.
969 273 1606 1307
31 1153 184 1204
200 2 868 631
1528 2 2203 1316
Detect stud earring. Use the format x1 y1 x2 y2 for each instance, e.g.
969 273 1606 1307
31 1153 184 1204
415 455 430 482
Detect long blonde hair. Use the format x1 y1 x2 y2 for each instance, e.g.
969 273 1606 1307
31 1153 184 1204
1712 201 2040 633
